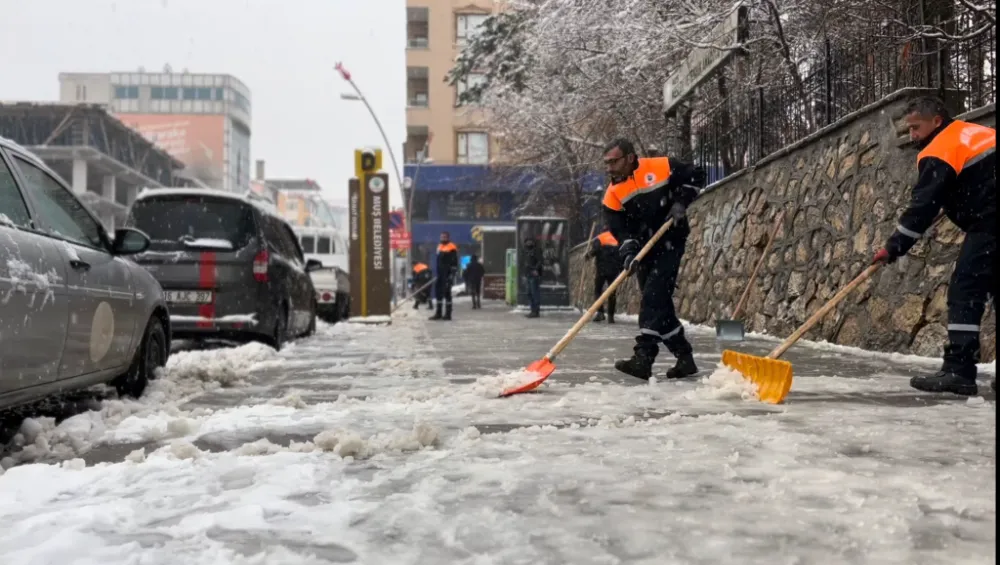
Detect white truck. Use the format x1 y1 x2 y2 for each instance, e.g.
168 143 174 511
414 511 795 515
293 225 351 323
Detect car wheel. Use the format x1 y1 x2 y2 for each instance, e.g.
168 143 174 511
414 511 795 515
113 316 167 398
271 302 288 351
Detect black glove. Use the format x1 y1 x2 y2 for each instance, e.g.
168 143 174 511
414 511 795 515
668 202 687 224
619 239 640 273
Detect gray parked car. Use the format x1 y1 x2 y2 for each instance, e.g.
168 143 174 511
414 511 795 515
0 137 169 411
125 188 320 350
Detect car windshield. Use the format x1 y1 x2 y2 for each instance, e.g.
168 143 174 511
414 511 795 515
128 196 255 251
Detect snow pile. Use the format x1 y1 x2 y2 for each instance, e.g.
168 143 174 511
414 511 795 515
1 342 276 468
683 365 760 401
156 341 276 389
216 423 440 460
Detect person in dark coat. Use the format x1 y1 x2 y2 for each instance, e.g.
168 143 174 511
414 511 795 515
873 96 996 395
522 236 543 318
602 137 705 381
463 254 485 309
585 229 622 323
431 232 459 321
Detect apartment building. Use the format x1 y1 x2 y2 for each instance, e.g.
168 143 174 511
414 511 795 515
59 68 252 193
404 0 506 166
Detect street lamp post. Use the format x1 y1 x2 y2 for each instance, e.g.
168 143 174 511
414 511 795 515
335 62 406 222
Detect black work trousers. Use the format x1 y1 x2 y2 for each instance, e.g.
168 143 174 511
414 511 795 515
634 239 692 360
942 230 996 379
594 270 618 317
434 276 453 308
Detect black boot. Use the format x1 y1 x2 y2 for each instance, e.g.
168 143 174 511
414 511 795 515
593 311 606 322
443 304 453 321
430 303 443 320
607 315 615 324
614 354 654 380
910 370 978 396
665 354 698 379
525 311 540 318
413 300 420 310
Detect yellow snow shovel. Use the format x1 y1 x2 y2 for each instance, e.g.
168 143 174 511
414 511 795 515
716 209 786 341
722 262 883 404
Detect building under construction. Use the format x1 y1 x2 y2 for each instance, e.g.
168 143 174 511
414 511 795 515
0 102 187 228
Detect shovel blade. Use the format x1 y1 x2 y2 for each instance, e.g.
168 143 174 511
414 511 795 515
500 358 555 397
715 319 746 341
721 350 794 404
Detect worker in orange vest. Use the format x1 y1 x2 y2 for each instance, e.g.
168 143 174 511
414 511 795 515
874 96 996 395
411 262 433 310
431 231 459 321
602 138 705 381
585 228 621 323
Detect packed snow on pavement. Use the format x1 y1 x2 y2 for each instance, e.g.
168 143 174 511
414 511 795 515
0 305 995 565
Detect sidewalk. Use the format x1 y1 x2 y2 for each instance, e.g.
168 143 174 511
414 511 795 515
1 296 994 564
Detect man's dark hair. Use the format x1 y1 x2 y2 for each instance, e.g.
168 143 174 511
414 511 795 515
441 231 450 237
603 138 637 158
905 96 951 121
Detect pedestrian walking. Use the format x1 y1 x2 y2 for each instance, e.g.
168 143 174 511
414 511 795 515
463 254 485 309
523 235 543 318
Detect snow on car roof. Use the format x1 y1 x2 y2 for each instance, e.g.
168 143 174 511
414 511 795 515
135 187 288 223
0 136 51 169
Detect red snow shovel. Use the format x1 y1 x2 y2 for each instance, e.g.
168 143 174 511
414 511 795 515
501 218 676 397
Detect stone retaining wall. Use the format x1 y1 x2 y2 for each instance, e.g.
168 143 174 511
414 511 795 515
570 90 996 362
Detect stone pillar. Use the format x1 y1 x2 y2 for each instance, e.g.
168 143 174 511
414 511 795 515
71 159 88 194
102 175 116 201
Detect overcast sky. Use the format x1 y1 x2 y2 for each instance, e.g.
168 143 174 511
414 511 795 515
0 0 405 206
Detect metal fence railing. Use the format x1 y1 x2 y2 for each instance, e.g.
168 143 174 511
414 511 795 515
691 6 996 182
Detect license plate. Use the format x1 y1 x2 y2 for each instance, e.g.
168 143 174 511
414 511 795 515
165 290 213 304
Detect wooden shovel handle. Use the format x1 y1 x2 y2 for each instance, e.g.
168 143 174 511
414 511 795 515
390 277 437 313
765 211 946 359
547 218 675 361
768 263 881 359
732 209 785 320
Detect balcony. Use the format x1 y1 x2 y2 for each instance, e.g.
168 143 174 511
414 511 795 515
407 66 429 108
407 7 429 49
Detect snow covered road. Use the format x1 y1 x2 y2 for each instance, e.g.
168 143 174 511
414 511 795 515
0 300 995 565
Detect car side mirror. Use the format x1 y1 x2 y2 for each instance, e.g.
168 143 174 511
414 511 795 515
112 228 151 255
305 258 324 272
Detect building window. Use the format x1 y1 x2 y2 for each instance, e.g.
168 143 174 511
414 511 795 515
457 132 489 164
165 87 179 99
215 87 226 100
182 87 197 100
407 67 429 107
317 237 332 254
234 92 251 113
75 84 87 101
114 85 140 99
456 73 486 106
407 7 429 48
456 13 488 44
